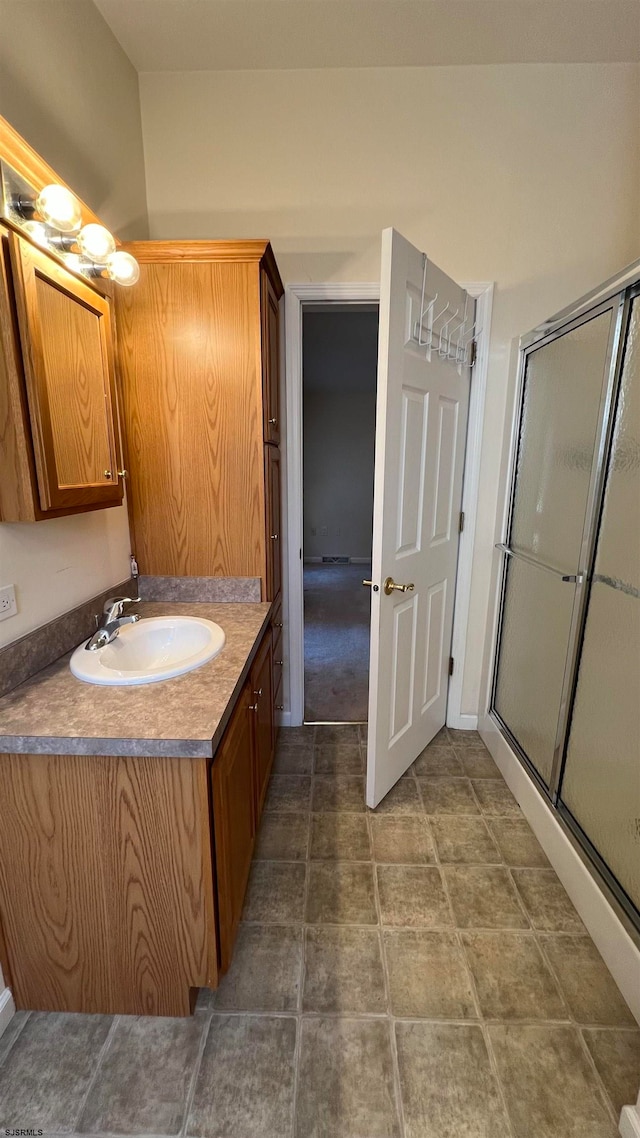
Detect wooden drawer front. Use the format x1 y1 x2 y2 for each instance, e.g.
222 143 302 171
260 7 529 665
211 682 256 973
251 628 275 820
261 269 280 446
272 626 283 697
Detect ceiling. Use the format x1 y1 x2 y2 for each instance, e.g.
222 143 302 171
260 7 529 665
93 0 640 71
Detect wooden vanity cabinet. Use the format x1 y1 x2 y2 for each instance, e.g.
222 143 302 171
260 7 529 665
115 240 283 601
251 624 275 820
0 225 124 520
211 679 256 974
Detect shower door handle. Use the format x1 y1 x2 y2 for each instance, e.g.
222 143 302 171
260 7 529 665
495 544 583 584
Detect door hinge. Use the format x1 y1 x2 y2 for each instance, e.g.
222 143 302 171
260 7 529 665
448 656 454 676
469 339 477 368
458 511 465 534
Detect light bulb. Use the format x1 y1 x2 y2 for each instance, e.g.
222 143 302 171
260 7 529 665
105 250 140 286
36 183 82 233
61 252 84 273
23 220 49 248
77 223 116 264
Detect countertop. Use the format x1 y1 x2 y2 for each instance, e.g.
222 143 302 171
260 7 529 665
0 602 272 758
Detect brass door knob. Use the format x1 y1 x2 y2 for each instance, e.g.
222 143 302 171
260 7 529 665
383 576 415 596
362 580 380 592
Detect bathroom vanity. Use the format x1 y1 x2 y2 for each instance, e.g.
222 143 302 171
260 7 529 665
0 601 278 1017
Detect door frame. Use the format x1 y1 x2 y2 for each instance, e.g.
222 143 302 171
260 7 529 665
284 278 494 728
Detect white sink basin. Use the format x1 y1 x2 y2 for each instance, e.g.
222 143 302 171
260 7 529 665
70 616 226 686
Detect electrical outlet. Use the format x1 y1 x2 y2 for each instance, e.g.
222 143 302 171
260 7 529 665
0 584 17 622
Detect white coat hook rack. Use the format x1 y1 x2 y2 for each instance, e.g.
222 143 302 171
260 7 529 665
439 306 460 357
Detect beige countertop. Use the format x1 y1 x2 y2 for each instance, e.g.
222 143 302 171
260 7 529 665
0 602 272 758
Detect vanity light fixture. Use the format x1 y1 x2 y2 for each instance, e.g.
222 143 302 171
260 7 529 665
0 160 139 286
105 250 140 286
35 183 82 233
77 223 116 264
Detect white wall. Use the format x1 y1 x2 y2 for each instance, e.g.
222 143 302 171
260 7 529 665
139 62 640 717
0 0 148 646
303 310 377 560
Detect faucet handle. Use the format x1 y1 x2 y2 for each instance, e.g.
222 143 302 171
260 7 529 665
103 595 137 618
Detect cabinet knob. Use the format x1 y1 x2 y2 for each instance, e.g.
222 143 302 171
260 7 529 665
274 621 283 628
275 704 284 711
268 417 278 427
104 470 112 480
275 659 283 667
270 533 279 541
118 469 128 479
254 687 263 698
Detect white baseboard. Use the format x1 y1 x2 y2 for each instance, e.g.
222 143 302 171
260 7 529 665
480 715 640 1025
277 710 293 728
620 1104 640 1138
447 712 479 731
0 987 15 1039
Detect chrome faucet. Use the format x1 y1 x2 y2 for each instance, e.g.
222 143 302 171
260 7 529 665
85 596 140 651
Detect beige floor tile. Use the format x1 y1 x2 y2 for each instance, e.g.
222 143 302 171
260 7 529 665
187 1014 297 1138
80 1015 205 1135
314 743 364 773
377 864 452 927
459 749 501 779
315 724 361 745
371 779 424 814
384 930 476 1018
540 935 636 1025
370 816 435 864
418 776 480 815
582 1028 640 1115
306 861 378 924
462 931 568 1020
447 729 484 749
512 869 586 932
243 861 306 923
213 924 303 1012
0 1013 112 1134
312 774 366 812
296 1017 401 1138
471 779 521 816
430 815 501 864
309 813 371 860
444 866 529 929
273 745 314 775
303 927 386 1013
395 1021 510 1138
265 774 312 812
487 818 549 867
489 1023 617 1138
413 745 463 777
254 813 309 860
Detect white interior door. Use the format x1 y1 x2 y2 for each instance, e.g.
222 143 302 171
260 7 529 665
366 228 473 808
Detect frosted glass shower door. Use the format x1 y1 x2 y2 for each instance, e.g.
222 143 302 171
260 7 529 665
493 310 615 786
559 295 640 913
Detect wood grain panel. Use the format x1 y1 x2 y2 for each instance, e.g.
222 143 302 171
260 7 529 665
0 753 217 1016
265 444 282 601
36 275 111 484
251 629 275 822
116 258 266 578
9 234 123 511
123 240 283 290
262 269 281 445
0 225 37 520
211 684 256 973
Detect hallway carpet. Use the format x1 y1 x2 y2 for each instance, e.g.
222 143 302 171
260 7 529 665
304 562 371 722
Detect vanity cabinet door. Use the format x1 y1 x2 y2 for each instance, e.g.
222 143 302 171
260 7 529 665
265 444 282 602
261 269 280 445
9 233 123 512
251 627 275 821
211 680 256 972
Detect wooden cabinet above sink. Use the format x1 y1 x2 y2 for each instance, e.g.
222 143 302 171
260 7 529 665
0 225 124 521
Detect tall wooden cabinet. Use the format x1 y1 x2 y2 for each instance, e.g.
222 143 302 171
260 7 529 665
114 241 283 604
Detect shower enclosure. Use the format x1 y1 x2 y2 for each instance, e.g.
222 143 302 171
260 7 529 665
491 262 640 931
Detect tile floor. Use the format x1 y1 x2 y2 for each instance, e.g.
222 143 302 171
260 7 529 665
0 725 638 1137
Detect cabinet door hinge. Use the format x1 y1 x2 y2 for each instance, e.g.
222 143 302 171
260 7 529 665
448 656 454 676
458 511 465 534
469 339 477 368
